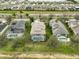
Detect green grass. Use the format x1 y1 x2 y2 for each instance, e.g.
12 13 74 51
53 44 79 54
0 10 79 14
0 38 79 54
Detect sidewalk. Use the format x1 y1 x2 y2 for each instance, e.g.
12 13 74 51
0 53 79 59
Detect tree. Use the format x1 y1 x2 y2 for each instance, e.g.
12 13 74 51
12 13 16 16
11 38 25 51
70 35 79 48
74 15 79 20
29 17 34 22
20 11 23 13
25 13 29 18
26 13 29 17
25 21 31 29
0 35 7 48
48 14 53 20
47 35 59 48
6 15 12 25
46 23 52 39
12 13 16 17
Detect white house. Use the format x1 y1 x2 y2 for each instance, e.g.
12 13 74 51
50 19 70 42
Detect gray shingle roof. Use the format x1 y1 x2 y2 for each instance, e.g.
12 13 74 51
50 19 68 36
12 20 25 29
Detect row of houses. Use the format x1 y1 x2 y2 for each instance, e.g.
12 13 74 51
30 19 79 42
0 0 73 3
30 19 70 42
3 18 69 42
0 17 79 42
0 2 79 10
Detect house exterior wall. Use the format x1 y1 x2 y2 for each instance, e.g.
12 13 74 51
31 34 45 41
7 33 24 39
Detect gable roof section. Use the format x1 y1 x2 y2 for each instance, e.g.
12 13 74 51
50 19 68 36
31 20 46 35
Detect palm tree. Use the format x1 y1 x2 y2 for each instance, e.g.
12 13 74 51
47 35 59 48
70 35 79 48
12 13 16 18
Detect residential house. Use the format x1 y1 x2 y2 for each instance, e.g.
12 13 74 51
50 19 70 42
30 19 46 41
6 19 27 38
68 19 79 35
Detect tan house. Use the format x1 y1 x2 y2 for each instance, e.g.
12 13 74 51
30 19 46 41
